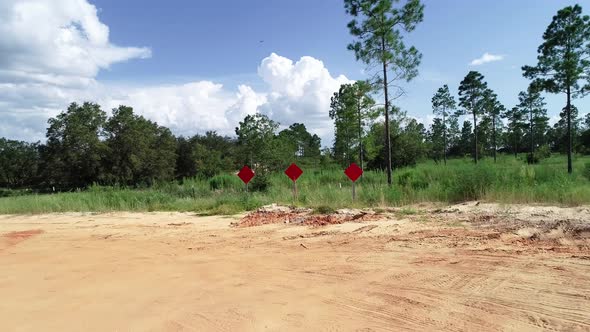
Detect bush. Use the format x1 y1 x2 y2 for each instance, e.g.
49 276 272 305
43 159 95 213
443 164 494 201
313 205 336 214
527 153 540 164
583 162 590 181
527 145 551 164
209 174 241 191
537 145 552 159
397 170 429 190
249 172 270 192
397 171 412 187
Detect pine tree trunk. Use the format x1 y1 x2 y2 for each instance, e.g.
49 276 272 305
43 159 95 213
530 108 534 163
473 112 478 164
443 113 447 165
358 99 363 175
514 132 518 158
493 116 497 163
382 36 392 185
567 85 573 174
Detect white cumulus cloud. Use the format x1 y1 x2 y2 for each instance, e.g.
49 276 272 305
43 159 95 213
257 53 352 140
0 0 151 86
469 52 504 66
0 1 350 146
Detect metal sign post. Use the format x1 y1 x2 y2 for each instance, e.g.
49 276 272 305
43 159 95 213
237 165 255 192
344 163 363 201
284 163 303 203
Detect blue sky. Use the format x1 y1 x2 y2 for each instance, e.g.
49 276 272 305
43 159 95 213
0 0 588 144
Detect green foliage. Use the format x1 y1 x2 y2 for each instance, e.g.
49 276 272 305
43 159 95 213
391 118 429 168
209 174 242 191
364 117 429 170
583 163 590 181
330 81 376 167
43 102 107 189
2 155 590 214
313 205 336 214
536 145 552 160
518 87 548 161
522 5 590 97
482 88 505 161
428 118 445 162
103 106 177 186
431 84 457 163
0 138 39 188
397 170 428 190
176 132 237 179
522 4 590 173
249 172 271 192
457 71 488 163
502 106 527 157
345 0 424 184
276 123 322 163
551 105 582 154
235 113 283 171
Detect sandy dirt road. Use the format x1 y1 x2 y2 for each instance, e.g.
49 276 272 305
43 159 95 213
1 203 590 331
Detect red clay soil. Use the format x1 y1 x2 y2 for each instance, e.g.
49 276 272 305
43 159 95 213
237 210 382 227
1 229 44 248
237 211 299 227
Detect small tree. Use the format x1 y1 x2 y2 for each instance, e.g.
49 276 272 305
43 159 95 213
482 88 505 163
503 106 526 158
551 104 582 154
345 0 424 185
457 71 488 163
330 85 358 165
0 138 39 188
458 120 473 157
517 87 548 162
522 4 590 173
330 81 376 169
428 118 445 163
235 114 280 171
431 84 456 164
43 102 107 189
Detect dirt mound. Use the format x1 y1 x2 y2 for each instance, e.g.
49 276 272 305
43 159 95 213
236 205 382 227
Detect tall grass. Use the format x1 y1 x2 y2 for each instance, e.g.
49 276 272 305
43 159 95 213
1 154 589 214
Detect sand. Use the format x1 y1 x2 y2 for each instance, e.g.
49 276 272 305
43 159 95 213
1 203 589 331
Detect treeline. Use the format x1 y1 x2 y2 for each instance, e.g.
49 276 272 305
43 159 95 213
329 80 590 169
2 98 590 191
332 2 590 175
3 1 590 191
0 103 326 190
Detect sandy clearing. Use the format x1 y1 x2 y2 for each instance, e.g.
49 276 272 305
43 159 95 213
1 204 589 331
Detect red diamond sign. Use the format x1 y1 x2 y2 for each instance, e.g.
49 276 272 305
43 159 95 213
237 165 255 184
344 163 363 182
284 163 303 182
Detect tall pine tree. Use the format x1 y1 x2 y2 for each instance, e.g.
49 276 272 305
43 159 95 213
345 0 424 185
523 4 590 173
431 84 456 164
457 71 488 163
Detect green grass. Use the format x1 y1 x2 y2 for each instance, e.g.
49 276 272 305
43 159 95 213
1 154 589 214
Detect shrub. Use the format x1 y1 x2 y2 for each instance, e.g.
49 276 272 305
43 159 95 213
526 153 540 164
536 145 552 159
249 172 270 192
209 174 241 191
444 164 494 202
583 162 590 181
397 171 412 187
527 145 551 164
397 170 428 190
313 205 336 214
